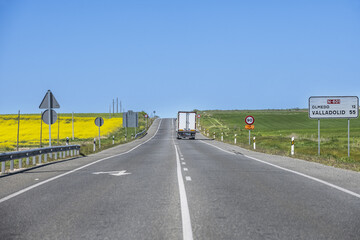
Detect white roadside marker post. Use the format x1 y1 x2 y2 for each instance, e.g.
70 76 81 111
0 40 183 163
93 138 96 152
234 134 237 144
291 137 295 155
221 132 223 142
253 137 256 150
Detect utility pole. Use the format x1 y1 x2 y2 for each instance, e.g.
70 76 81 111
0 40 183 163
72 112 74 140
17 110 20 151
113 99 115 116
117 97 119 113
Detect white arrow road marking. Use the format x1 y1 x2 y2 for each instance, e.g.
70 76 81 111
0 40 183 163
92 170 131 176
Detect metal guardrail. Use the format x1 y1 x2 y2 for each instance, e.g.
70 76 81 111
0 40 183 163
0 145 80 174
135 129 147 139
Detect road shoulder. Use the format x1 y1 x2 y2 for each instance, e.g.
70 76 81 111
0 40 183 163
196 132 360 195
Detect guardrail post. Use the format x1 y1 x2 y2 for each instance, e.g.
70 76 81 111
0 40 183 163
39 155 42 164
44 154 47 162
1 162 5 173
71 150 73 157
19 158 22 169
55 152 57 160
32 156 36 165
26 157 29 165
10 160 14 171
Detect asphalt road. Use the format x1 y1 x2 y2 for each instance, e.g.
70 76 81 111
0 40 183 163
0 118 359 239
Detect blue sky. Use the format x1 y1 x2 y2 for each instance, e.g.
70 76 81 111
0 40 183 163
0 0 359 117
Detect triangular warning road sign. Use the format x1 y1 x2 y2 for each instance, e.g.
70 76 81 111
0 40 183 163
39 90 60 109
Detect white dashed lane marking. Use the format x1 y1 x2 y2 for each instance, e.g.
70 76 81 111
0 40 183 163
185 176 192 181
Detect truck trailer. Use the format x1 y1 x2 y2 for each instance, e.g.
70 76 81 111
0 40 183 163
176 111 197 139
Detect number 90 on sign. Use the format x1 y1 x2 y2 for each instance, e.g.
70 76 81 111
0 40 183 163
245 115 255 125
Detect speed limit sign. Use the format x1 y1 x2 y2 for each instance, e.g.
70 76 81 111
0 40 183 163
245 115 255 125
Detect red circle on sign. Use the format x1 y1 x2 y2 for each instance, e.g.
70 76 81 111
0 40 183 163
197 114 201 118
245 115 255 125
144 114 148 118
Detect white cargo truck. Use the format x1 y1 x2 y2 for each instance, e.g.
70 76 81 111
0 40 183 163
176 111 197 139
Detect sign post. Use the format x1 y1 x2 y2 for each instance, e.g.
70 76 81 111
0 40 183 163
309 96 359 157
197 114 201 129
95 117 104 148
318 119 320 155
245 115 255 145
39 90 60 147
144 114 149 129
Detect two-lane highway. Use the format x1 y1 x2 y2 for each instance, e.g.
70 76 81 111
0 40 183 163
0 118 359 239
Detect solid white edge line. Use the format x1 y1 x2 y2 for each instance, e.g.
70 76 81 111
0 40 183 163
0 119 163 204
199 140 360 199
244 155 360 199
174 143 193 240
199 140 236 155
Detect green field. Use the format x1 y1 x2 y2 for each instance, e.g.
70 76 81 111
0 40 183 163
198 109 360 171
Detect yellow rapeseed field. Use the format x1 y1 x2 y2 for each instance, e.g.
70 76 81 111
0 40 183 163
0 114 123 149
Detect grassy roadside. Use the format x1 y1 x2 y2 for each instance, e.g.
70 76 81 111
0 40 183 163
79 115 154 156
197 109 360 171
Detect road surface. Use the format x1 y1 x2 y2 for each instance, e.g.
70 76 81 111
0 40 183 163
0 118 359 239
